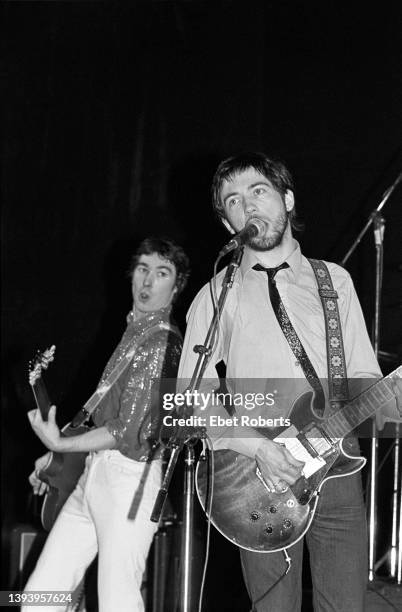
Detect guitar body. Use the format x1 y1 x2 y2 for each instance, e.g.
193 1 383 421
39 424 90 531
29 339 151 530
196 390 366 553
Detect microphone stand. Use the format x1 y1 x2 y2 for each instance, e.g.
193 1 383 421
340 171 401 582
340 172 401 267
150 247 244 612
369 211 385 582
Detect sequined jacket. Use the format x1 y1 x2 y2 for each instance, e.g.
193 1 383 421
92 307 182 461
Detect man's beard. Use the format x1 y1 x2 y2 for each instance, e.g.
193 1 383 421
247 209 289 251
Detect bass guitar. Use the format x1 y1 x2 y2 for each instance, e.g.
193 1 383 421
28 346 89 531
196 366 401 553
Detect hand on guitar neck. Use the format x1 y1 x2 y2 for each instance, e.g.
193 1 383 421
28 405 64 452
255 438 305 493
27 404 117 453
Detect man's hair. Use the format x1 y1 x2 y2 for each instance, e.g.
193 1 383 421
211 151 303 232
129 237 190 297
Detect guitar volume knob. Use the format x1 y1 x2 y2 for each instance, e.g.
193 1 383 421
283 519 293 530
250 511 260 521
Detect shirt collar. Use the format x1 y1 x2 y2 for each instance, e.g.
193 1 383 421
126 306 172 326
240 240 302 282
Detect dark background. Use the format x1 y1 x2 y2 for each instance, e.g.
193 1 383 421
2 1 402 609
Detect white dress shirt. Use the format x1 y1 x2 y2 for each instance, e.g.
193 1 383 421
178 241 382 457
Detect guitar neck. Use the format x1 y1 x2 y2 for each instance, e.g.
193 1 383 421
324 366 402 438
32 378 52 421
31 355 131 427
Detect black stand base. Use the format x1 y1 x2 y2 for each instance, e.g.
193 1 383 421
366 579 402 611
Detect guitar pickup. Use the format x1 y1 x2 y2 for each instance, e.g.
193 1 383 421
302 425 336 457
297 432 321 458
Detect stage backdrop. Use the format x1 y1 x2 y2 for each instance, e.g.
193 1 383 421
2 2 402 606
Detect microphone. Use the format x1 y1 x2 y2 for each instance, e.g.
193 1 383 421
219 218 267 256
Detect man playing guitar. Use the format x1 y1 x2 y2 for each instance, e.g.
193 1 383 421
24 237 190 612
178 152 402 612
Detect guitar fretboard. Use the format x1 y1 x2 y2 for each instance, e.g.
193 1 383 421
324 366 401 438
32 377 52 420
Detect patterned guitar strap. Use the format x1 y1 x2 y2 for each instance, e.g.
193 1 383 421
308 259 349 413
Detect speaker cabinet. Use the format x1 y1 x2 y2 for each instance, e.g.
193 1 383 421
8 524 47 590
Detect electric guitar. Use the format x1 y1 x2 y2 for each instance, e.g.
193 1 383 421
28 347 89 531
196 366 402 553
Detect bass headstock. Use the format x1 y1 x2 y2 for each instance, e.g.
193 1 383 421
29 345 56 386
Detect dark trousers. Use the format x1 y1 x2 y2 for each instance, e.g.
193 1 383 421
240 472 367 612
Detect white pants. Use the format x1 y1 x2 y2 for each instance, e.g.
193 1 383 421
22 451 162 612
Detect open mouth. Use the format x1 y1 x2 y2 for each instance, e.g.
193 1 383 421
139 291 151 302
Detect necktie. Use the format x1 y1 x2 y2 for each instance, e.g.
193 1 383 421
253 262 324 409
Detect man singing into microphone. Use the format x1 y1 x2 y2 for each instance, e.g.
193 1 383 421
178 152 401 611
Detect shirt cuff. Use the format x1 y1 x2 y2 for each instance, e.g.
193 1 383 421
211 432 265 459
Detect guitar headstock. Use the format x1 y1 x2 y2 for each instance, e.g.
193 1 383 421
29 345 56 386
